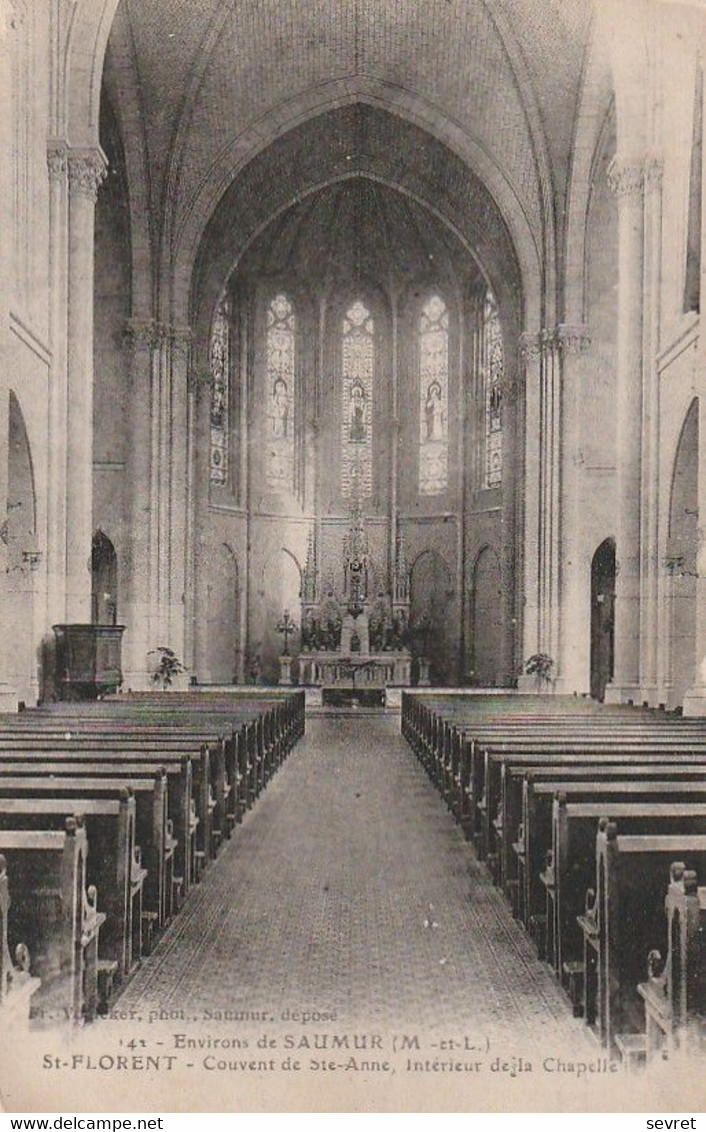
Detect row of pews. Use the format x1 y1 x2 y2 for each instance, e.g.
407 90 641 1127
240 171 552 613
401 691 706 1066
0 688 305 1028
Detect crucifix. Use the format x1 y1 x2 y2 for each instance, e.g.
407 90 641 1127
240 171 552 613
276 609 298 656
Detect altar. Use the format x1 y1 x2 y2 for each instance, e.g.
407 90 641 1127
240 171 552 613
284 471 412 696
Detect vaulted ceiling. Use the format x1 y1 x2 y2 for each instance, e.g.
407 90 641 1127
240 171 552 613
104 1 594 223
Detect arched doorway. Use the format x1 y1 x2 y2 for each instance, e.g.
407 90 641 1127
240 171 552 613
410 549 455 684
469 546 503 686
590 538 616 701
667 400 699 705
91 531 118 624
207 543 241 683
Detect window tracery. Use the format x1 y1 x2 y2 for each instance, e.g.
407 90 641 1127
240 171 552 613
484 294 504 488
266 293 296 492
341 300 374 498
419 295 449 495
209 296 230 485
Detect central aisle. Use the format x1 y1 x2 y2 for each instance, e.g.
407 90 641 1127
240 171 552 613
119 714 589 1046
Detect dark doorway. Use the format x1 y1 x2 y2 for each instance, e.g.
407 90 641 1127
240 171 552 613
91 531 118 625
590 538 616 701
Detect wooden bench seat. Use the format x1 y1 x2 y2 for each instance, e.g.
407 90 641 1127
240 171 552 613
0 768 174 928
0 792 140 982
552 797 706 990
579 823 706 1053
507 765 706 920
0 819 105 1026
0 855 40 1025
637 861 706 1062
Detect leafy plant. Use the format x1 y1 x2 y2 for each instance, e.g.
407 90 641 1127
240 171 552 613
149 647 185 690
524 652 554 689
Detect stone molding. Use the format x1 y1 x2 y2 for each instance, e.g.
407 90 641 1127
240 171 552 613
124 319 194 354
124 317 159 350
607 153 663 199
67 148 108 202
555 323 591 356
46 141 67 182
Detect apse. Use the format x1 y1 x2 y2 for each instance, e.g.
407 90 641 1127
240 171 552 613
191 160 519 687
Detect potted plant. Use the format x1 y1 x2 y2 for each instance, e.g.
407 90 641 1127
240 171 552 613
149 647 186 690
524 652 554 694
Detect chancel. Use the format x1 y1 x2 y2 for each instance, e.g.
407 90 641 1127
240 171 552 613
2 0 706 1097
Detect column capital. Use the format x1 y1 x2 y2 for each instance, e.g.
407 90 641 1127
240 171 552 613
555 323 591 355
67 147 108 202
519 330 543 363
124 317 159 350
187 369 214 399
47 140 68 182
607 153 663 199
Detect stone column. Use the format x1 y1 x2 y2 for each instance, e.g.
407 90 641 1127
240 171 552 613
45 143 69 629
190 367 214 684
683 395 706 715
604 155 647 703
639 160 664 703
166 324 192 664
518 327 565 689
122 317 158 687
555 324 591 694
684 63 706 716
65 148 107 621
518 330 543 672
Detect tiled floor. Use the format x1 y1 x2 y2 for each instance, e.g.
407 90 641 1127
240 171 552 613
118 714 590 1046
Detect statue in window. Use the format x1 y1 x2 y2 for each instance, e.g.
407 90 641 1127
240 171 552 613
269 378 289 438
425 380 445 441
349 382 367 442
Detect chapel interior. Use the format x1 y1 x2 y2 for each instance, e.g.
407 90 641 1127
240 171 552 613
1 0 706 1091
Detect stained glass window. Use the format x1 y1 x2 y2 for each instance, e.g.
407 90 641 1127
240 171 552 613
419 295 449 495
209 296 230 486
341 300 374 498
266 294 296 492
484 293 504 488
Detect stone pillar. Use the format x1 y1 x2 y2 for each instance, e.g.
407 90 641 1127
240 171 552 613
518 331 543 672
604 155 647 703
0 6 18 706
683 396 706 715
555 324 591 694
639 160 664 704
122 317 158 687
190 367 214 684
166 324 192 665
684 65 706 717
65 148 107 621
45 143 69 629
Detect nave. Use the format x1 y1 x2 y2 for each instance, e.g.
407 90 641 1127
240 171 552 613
117 713 588 1045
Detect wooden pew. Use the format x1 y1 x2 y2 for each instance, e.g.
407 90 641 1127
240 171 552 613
550 795 706 1004
0 768 175 931
506 762 706 923
578 821 706 1055
481 740 706 870
0 733 220 867
638 861 706 1062
0 818 106 1025
0 746 195 891
0 855 40 1024
0 793 140 985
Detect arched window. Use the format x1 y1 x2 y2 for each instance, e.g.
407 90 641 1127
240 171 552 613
266 293 296 492
419 295 449 495
484 293 504 488
341 300 374 497
209 296 230 485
